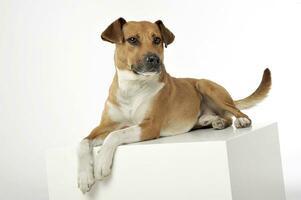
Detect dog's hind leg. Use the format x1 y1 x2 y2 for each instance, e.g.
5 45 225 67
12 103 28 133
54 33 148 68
211 114 233 129
198 106 217 127
196 79 251 128
198 106 232 129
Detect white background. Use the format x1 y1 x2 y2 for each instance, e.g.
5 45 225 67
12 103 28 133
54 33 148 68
0 0 300 199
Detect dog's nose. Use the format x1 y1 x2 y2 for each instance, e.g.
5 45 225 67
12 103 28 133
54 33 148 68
144 54 160 69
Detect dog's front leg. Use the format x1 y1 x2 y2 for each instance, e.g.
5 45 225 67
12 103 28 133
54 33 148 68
94 123 160 180
78 123 119 193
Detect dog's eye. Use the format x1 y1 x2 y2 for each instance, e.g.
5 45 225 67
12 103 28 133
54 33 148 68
127 37 139 45
153 37 161 45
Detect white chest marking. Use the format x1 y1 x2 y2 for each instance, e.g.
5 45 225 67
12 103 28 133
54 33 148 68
108 69 164 124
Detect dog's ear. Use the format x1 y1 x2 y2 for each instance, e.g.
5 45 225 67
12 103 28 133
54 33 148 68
101 17 127 44
155 20 175 48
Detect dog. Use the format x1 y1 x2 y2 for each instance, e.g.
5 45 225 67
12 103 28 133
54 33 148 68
77 18 271 193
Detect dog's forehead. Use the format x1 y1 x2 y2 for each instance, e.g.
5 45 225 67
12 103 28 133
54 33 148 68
123 21 161 37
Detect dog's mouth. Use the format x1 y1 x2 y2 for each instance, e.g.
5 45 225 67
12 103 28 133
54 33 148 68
131 64 161 76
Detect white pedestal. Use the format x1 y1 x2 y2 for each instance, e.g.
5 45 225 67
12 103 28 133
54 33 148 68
46 122 286 200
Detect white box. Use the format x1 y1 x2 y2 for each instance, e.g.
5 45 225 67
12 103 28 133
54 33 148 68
46 122 286 200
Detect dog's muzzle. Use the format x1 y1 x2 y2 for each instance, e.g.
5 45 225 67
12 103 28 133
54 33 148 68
132 53 161 75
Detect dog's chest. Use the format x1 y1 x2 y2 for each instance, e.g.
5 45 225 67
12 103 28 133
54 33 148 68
108 79 164 124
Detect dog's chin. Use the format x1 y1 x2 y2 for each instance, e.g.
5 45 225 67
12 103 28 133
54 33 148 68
133 69 161 76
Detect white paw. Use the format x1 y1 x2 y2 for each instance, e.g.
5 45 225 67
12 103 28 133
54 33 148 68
78 169 95 194
199 115 218 126
94 146 115 180
234 117 252 128
212 118 228 130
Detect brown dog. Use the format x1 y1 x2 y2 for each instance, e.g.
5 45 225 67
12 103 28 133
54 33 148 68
77 18 271 193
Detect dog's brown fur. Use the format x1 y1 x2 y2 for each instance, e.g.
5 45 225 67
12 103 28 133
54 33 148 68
77 18 271 193
86 18 271 141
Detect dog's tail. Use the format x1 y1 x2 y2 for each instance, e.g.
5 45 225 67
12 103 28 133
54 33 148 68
234 68 271 110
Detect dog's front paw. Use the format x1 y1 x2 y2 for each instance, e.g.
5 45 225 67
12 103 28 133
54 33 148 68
78 169 95 194
234 117 252 128
94 146 114 180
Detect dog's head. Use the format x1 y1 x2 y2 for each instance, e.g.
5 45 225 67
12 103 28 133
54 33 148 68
101 18 174 76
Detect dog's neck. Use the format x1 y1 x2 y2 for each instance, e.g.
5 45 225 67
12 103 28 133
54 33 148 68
115 68 163 93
